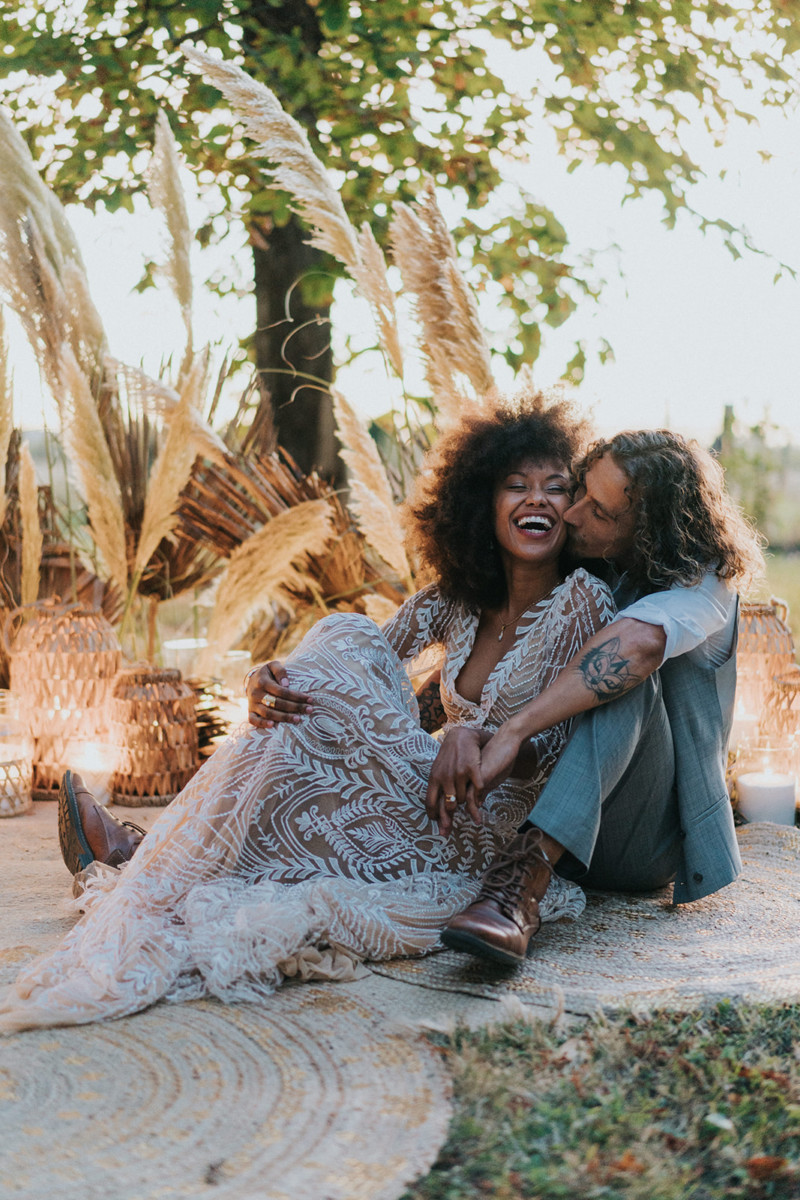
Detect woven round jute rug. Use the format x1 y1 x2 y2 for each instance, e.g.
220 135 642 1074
0 986 451 1200
373 823 800 1015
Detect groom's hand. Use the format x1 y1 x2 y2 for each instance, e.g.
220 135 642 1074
425 728 486 835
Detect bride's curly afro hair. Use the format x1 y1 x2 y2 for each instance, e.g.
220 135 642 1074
404 390 591 611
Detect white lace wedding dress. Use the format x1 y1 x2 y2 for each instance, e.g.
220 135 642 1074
0 569 614 1032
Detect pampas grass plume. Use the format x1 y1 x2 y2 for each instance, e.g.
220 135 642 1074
147 110 193 362
198 499 336 672
0 310 14 527
182 47 359 270
333 391 410 579
390 180 494 422
19 440 41 606
60 345 128 591
180 49 404 380
362 594 400 626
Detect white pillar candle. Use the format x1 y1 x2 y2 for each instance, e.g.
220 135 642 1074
737 771 797 825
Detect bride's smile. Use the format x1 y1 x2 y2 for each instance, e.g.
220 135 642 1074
493 459 571 565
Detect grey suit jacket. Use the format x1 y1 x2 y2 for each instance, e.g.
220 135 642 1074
658 600 741 903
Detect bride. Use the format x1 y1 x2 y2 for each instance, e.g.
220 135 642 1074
1 393 615 1032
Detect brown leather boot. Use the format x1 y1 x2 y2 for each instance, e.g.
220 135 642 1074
58 770 146 875
440 827 554 965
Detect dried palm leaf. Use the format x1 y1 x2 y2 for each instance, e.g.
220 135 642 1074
333 391 410 579
390 180 494 422
147 110 193 370
59 346 128 591
104 356 180 416
197 498 337 672
18 440 41 606
180 48 404 379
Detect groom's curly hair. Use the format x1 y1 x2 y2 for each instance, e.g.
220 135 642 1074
405 390 590 610
575 430 765 591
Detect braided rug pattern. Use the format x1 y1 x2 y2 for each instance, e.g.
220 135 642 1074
373 823 800 1015
0 988 451 1200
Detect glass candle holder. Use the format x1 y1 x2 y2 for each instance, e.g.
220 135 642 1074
734 735 798 826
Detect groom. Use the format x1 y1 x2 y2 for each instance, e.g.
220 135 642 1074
433 428 762 964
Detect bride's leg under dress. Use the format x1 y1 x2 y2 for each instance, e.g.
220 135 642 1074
1 615 527 1033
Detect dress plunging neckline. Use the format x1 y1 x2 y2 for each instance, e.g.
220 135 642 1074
450 577 567 714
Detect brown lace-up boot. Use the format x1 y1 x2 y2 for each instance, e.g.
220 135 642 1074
440 827 554 965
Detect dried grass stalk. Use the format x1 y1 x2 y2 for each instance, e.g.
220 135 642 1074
147 110 193 365
60 346 128 591
133 355 227 579
180 48 404 378
19 440 42 606
333 391 409 579
390 180 494 421
198 498 337 672
0 309 14 527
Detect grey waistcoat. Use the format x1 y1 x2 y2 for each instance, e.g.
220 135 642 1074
658 601 741 903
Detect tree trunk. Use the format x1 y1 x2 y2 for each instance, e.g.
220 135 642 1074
251 214 340 482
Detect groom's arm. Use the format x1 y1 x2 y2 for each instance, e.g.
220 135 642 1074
479 617 667 788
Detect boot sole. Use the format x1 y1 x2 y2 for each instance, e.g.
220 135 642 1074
58 771 95 876
440 926 525 966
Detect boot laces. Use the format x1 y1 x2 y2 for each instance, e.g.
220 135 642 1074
479 834 553 920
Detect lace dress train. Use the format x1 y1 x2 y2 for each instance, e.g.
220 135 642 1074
0 570 615 1032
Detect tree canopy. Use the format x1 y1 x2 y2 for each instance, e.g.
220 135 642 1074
1 0 799 462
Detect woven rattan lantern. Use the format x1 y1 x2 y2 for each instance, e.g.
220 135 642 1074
110 665 199 806
0 691 32 817
761 666 800 744
7 603 122 799
732 600 796 745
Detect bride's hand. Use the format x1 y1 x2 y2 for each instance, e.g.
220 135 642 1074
478 725 524 797
246 660 313 728
425 728 485 836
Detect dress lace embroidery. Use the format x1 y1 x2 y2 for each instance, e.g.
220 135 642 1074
0 569 615 1032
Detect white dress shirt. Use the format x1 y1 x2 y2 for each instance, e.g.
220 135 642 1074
617 572 737 668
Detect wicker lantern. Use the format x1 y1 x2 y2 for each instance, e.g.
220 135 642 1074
761 666 800 744
732 600 796 745
110 665 200 806
0 690 32 817
7 603 122 799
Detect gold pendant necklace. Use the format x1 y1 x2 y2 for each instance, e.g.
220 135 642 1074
497 606 530 642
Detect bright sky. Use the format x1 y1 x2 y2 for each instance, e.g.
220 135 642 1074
9 38 800 452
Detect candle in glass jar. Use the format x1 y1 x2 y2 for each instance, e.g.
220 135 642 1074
736 771 796 825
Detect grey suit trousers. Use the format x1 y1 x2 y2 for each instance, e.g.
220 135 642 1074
529 673 682 891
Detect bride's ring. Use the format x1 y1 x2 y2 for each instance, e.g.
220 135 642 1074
443 795 457 810
264 695 277 709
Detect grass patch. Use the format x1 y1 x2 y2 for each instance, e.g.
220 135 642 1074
405 1003 800 1200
